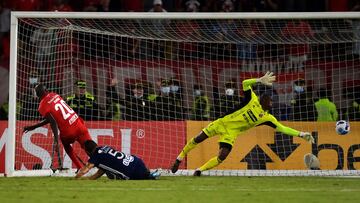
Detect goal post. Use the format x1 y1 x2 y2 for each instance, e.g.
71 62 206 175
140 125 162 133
6 11 360 177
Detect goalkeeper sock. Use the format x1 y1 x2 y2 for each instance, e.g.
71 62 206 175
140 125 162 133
177 138 198 161
198 156 222 172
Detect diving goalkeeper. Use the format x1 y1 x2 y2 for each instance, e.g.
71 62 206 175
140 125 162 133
170 72 315 176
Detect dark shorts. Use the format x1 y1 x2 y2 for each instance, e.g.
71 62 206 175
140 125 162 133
129 157 150 180
105 156 150 180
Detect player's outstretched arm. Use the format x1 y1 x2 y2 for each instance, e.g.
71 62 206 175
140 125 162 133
242 71 276 91
88 169 105 180
263 115 315 144
75 163 95 179
275 121 315 144
45 114 59 140
23 118 50 133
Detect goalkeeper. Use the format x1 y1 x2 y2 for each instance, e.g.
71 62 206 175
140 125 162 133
171 72 315 176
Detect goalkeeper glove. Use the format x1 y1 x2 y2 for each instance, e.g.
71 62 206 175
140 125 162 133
257 71 276 86
299 132 315 144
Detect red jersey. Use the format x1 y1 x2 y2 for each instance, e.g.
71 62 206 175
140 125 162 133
38 92 80 135
38 92 92 169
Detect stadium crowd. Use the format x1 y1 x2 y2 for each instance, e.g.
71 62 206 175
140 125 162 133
0 0 360 122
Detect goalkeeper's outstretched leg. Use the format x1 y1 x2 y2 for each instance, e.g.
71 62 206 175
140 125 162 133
193 144 231 176
170 131 208 173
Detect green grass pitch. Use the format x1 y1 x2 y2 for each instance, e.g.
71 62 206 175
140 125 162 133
1 176 360 203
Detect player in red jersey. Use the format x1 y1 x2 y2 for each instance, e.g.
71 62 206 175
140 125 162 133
23 84 94 170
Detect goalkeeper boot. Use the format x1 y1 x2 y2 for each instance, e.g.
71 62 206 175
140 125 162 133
170 159 181 173
193 170 201 177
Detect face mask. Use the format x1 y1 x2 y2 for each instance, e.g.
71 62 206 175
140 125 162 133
29 77 38 85
133 94 143 99
170 85 179 93
194 90 201 96
161 87 170 94
294 85 304 93
225 88 234 96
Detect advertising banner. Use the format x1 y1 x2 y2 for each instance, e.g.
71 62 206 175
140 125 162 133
186 121 360 170
0 121 186 173
1 121 359 173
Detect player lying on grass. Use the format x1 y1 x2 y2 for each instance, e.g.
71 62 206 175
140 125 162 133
171 71 315 176
75 140 161 180
23 84 94 170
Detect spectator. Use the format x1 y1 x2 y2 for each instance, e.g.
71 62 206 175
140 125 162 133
315 88 338 121
105 78 123 121
145 0 175 11
66 80 101 120
218 0 239 12
191 84 211 121
154 79 182 120
149 0 167 12
290 79 316 121
125 83 152 121
219 81 241 116
144 81 158 102
281 20 314 67
183 0 201 12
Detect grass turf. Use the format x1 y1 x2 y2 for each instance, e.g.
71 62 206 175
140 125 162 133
1 176 360 203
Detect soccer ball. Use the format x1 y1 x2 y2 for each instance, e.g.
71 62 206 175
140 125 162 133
335 120 350 135
304 153 320 170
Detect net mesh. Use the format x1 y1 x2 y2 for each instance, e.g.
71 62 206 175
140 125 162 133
12 15 360 175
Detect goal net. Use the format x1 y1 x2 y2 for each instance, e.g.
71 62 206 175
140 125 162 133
6 12 360 177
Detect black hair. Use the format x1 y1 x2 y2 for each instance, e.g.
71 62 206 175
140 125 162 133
260 93 273 111
318 88 328 98
260 93 272 101
34 83 48 99
84 140 98 156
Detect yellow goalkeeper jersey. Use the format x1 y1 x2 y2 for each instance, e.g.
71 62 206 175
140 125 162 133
203 79 300 146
